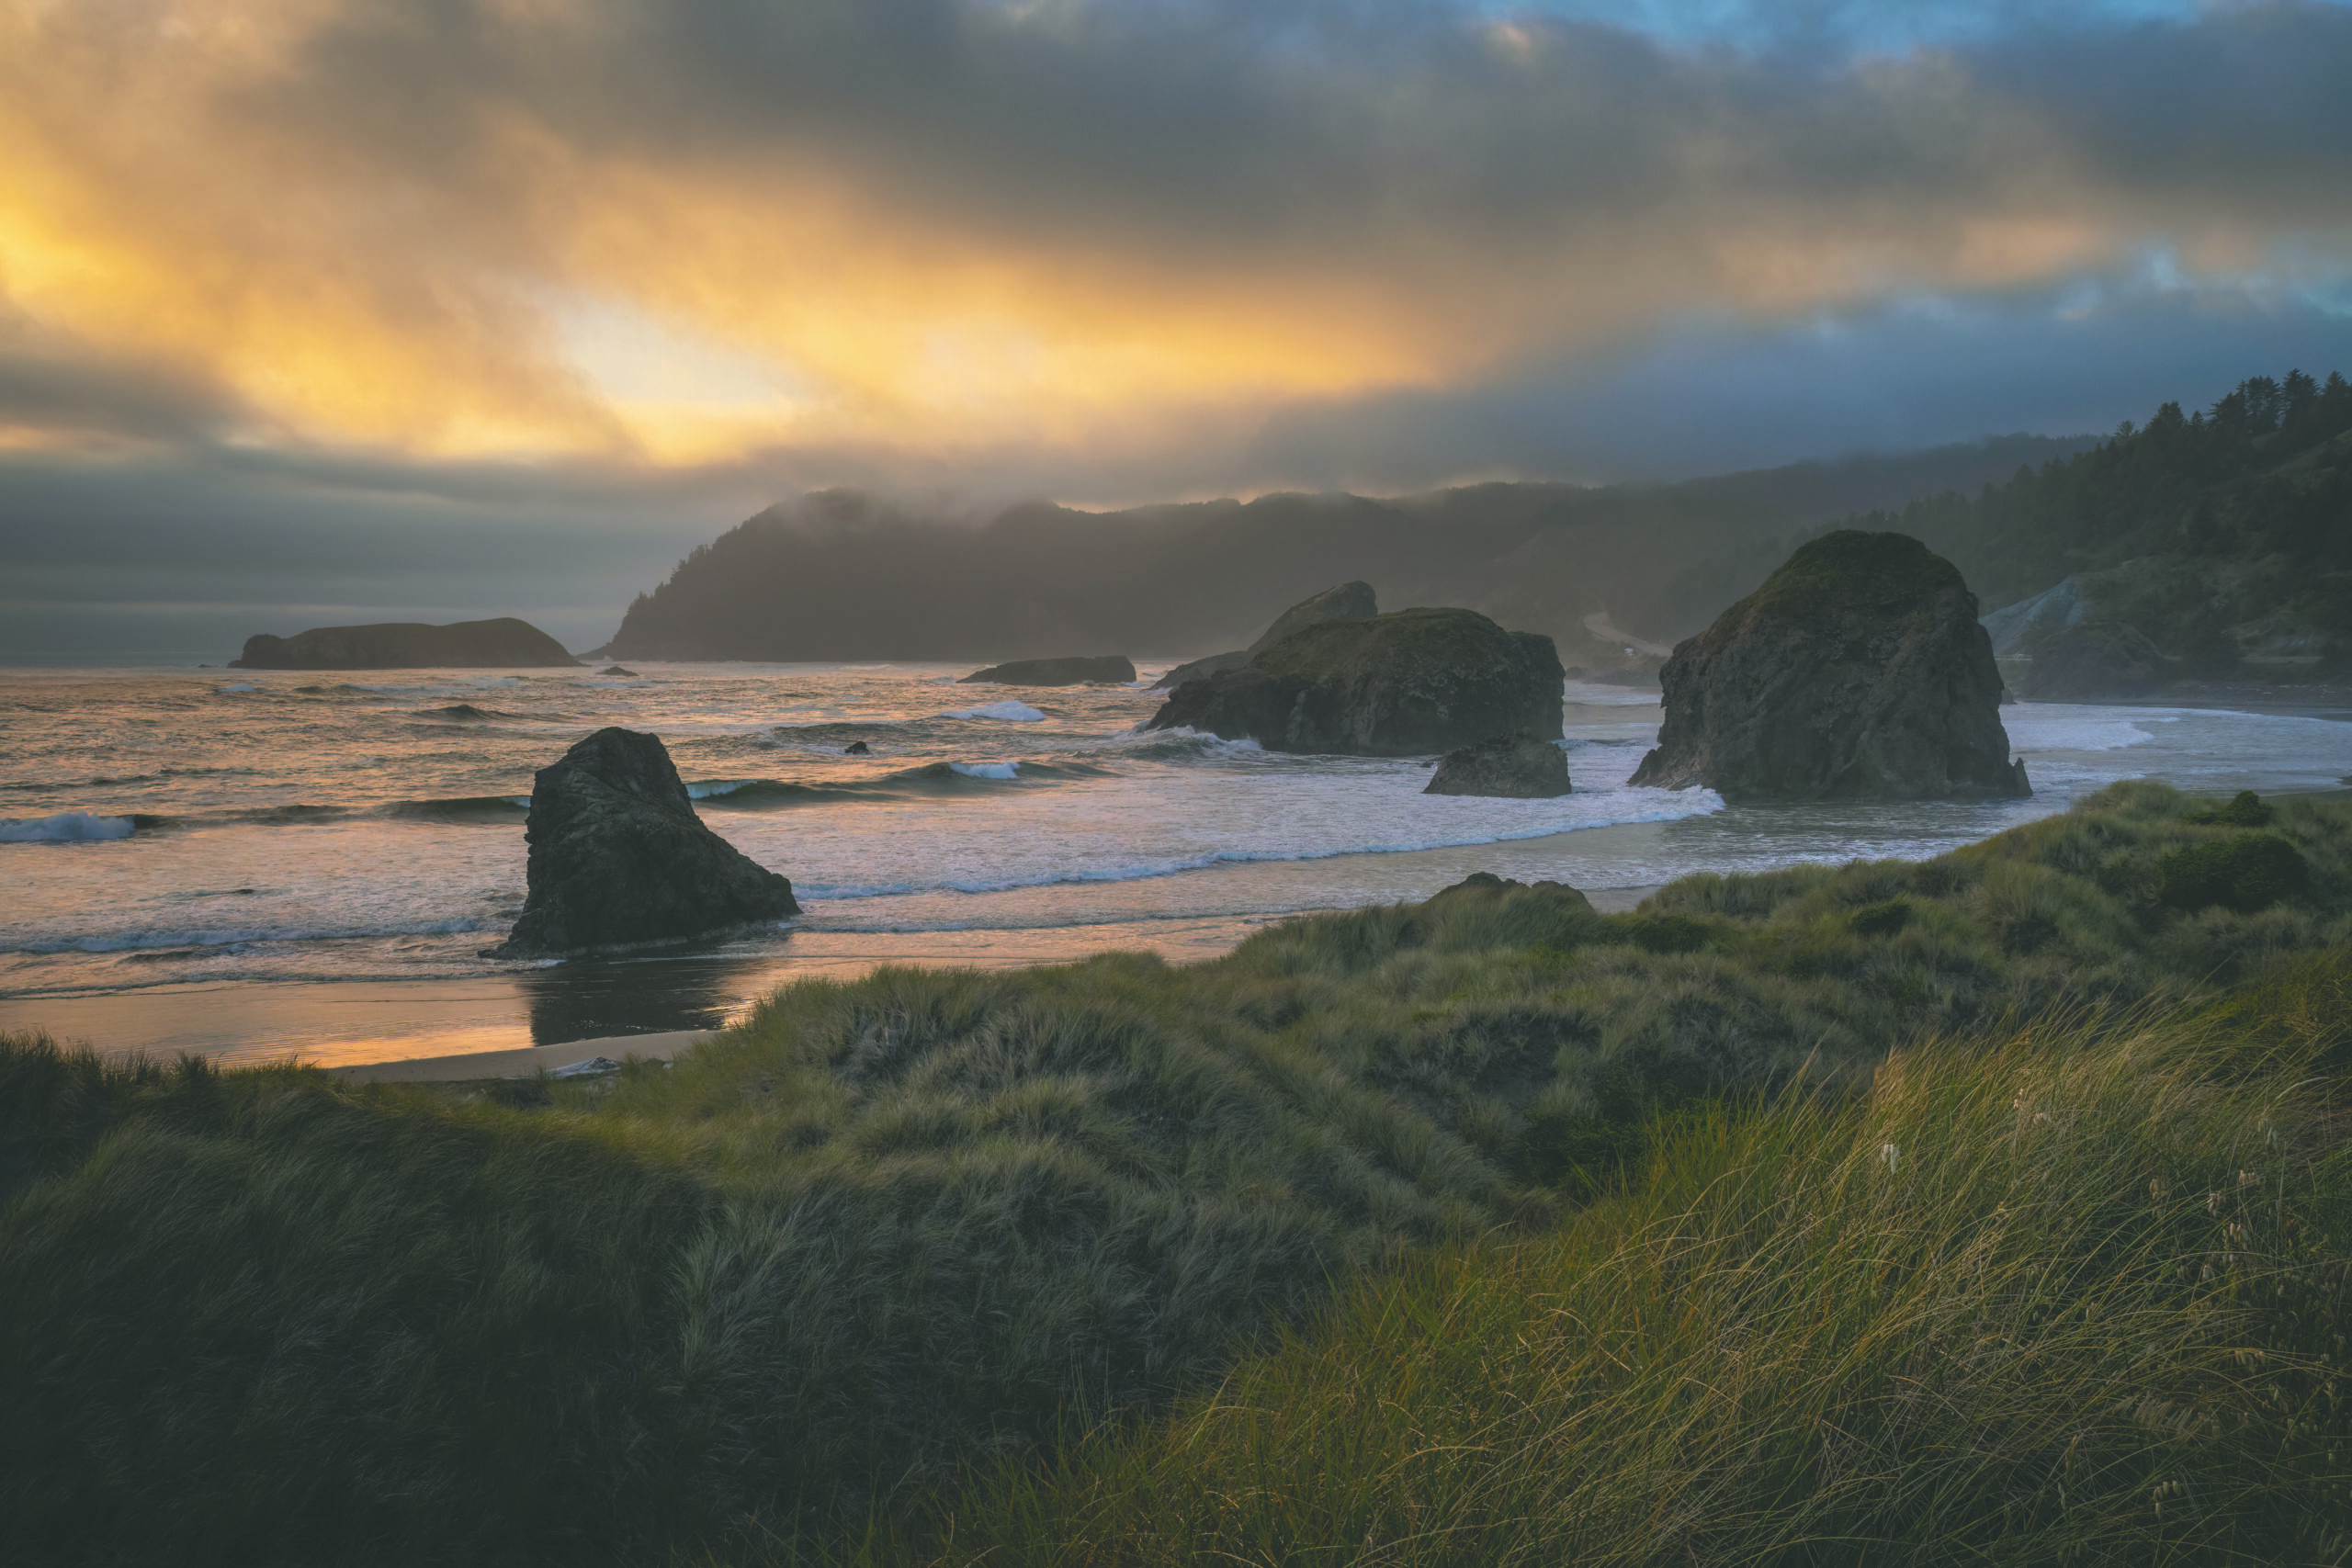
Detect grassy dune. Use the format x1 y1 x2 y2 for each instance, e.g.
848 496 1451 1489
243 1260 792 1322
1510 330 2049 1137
5 783 2351 1563
925 962 2352 1565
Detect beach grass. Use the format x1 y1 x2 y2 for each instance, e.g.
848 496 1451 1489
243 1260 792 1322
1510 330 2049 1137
910 953 2352 1566
5 782 2352 1563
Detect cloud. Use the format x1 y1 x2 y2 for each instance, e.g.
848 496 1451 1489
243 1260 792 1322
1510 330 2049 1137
2 0 2348 478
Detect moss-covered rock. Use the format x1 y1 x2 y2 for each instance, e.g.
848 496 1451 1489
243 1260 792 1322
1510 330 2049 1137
1146 607 1564 756
1631 531 2029 801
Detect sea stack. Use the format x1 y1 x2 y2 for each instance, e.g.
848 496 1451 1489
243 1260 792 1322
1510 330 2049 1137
1630 531 2029 801
494 728 799 957
1154 581 1381 691
1145 605 1563 757
958 655 1135 685
1424 733 1572 797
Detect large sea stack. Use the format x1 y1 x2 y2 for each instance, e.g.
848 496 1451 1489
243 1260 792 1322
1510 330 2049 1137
1153 581 1380 690
1630 531 2029 801
1145 606 1563 756
494 728 799 957
232 617 578 670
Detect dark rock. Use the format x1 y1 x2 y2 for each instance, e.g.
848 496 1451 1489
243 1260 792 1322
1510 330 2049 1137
600 664 638 677
1424 733 1572 797
1630 531 2029 801
493 728 799 957
1152 649 1252 690
1145 606 1564 757
2014 620 2171 701
844 740 871 755
1153 581 1379 689
232 617 578 670
958 655 1135 685
1251 581 1378 653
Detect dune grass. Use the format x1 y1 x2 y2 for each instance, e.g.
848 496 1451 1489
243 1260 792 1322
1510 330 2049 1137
4 782 2350 1563
907 955 2352 1566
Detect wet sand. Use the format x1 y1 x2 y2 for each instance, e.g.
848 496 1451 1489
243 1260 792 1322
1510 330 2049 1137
7 869 1666 1074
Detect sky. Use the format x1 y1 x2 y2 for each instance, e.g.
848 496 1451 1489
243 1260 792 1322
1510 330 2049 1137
5 0 2352 657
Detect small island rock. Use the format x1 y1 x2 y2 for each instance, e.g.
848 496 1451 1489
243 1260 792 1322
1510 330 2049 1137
493 728 799 957
1424 733 1572 797
600 664 639 677
1154 581 1379 690
2014 620 2171 701
1630 531 2029 802
959 655 1135 685
1146 606 1564 757
844 740 871 755
232 617 578 670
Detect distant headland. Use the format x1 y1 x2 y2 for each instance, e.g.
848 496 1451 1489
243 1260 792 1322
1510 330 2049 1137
229 617 579 670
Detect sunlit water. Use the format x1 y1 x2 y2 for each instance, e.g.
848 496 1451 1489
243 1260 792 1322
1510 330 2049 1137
5 662 2349 1064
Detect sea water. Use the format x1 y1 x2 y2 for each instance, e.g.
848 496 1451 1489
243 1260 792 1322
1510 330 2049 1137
5 662 2349 1065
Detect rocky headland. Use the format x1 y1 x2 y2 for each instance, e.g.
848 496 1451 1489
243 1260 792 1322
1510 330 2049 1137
232 617 578 670
494 728 800 957
959 655 1136 685
2013 620 2172 701
1146 605 1564 756
1631 531 2030 801
1423 733 1572 797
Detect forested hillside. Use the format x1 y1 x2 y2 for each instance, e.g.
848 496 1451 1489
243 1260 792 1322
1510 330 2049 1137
1868 369 2352 671
605 436 2086 669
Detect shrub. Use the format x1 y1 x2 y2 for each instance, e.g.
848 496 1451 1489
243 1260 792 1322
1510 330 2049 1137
2159 832 2309 912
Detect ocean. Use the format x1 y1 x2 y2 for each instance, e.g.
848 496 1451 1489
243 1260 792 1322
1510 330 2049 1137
5 661 2350 1067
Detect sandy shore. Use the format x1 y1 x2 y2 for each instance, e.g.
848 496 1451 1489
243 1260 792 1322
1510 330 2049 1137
334 1028 717 1083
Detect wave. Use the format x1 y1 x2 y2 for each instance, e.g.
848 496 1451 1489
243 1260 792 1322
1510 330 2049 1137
0 915 492 957
0 811 138 843
689 762 1046 808
789 792 1722 901
412 703 528 722
376 795 532 823
944 700 1046 722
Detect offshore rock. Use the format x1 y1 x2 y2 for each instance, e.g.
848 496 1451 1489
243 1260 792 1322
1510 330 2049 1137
232 617 578 670
2014 620 2171 701
494 728 799 957
1154 581 1379 690
1145 606 1564 757
1424 733 1572 797
1630 531 2029 801
959 655 1135 685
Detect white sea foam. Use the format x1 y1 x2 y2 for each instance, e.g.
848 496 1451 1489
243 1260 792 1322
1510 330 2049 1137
0 812 137 843
950 761 1019 780
2001 711 2158 752
945 700 1046 721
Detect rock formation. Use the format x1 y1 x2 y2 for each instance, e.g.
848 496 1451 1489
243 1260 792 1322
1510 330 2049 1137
1629 531 2029 801
2014 620 2171 701
232 617 578 670
958 655 1135 685
493 728 799 957
1424 734 1572 797
600 664 639 677
1145 606 1564 757
1154 581 1380 690
844 740 871 754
